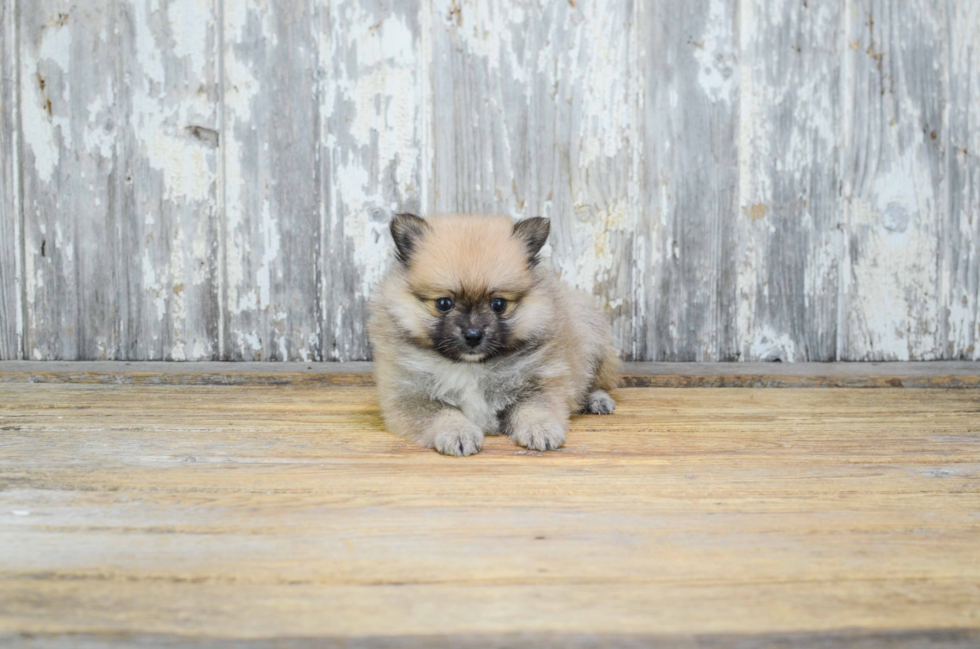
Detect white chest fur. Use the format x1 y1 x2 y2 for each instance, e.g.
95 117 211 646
433 363 497 432
399 349 538 434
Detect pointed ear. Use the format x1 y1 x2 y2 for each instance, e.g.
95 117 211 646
390 213 429 265
512 217 550 266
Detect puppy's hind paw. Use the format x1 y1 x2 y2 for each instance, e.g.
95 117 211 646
511 420 566 452
584 390 616 415
433 423 484 457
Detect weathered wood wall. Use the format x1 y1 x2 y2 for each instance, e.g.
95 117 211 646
0 0 978 362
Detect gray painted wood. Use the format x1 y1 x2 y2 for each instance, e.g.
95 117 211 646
526 0 637 363
638 0 739 361
320 0 423 362
6 0 980 361
430 0 637 354
0 0 19 359
119 0 221 360
737 0 843 361
430 0 529 218
222 0 319 361
18 1 219 361
839 0 948 360
946 1 980 360
20 2 120 360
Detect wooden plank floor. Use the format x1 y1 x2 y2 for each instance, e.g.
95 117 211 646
3 360 980 388
1 379 979 647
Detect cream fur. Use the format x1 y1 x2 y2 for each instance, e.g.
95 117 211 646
368 214 620 456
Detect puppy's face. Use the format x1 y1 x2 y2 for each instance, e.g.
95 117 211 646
386 214 551 363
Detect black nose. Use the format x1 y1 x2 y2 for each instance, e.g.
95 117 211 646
463 328 484 347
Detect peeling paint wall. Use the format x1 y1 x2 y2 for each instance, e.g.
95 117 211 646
1 0 21 360
1 0 978 362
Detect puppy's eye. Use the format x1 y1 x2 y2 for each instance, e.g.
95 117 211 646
435 297 454 313
490 297 507 314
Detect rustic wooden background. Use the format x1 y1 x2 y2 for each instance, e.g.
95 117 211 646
1 0 978 362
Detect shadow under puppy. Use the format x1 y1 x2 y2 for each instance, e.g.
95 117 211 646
368 213 620 456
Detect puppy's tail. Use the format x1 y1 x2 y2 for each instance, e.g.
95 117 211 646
592 345 622 392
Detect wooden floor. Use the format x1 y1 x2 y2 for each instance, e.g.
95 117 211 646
1 368 979 647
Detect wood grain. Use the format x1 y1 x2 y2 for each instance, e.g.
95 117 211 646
17 1 221 361
839 0 947 360
20 2 118 360
0 0 19 360
320 0 424 362
737 0 842 361
429 0 527 217
120 0 221 360
4 0 980 362
638 0 739 361
5 630 980 649
222 0 319 361
946 1 980 360
0 383 978 645
430 0 636 351
527 0 637 361
1 360 979 389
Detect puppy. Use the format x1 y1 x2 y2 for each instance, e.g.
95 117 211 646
368 213 620 456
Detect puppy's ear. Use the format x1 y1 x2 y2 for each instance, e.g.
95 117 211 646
512 217 550 266
390 213 429 265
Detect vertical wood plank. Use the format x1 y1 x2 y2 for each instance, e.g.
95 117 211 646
0 0 20 359
430 0 637 358
20 3 120 359
638 0 739 361
945 1 980 360
839 0 947 360
736 0 843 361
429 0 528 217
320 0 424 361
526 0 637 359
117 0 221 360
19 1 219 360
222 0 320 361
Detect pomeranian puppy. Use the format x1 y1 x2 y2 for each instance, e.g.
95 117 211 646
368 213 620 456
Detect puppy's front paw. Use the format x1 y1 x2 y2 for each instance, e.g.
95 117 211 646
433 422 484 457
585 389 616 414
511 419 565 452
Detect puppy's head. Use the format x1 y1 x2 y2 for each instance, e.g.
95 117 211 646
386 213 551 362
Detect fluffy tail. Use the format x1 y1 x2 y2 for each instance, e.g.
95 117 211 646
592 345 622 392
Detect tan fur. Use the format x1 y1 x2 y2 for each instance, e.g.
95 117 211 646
368 214 620 456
